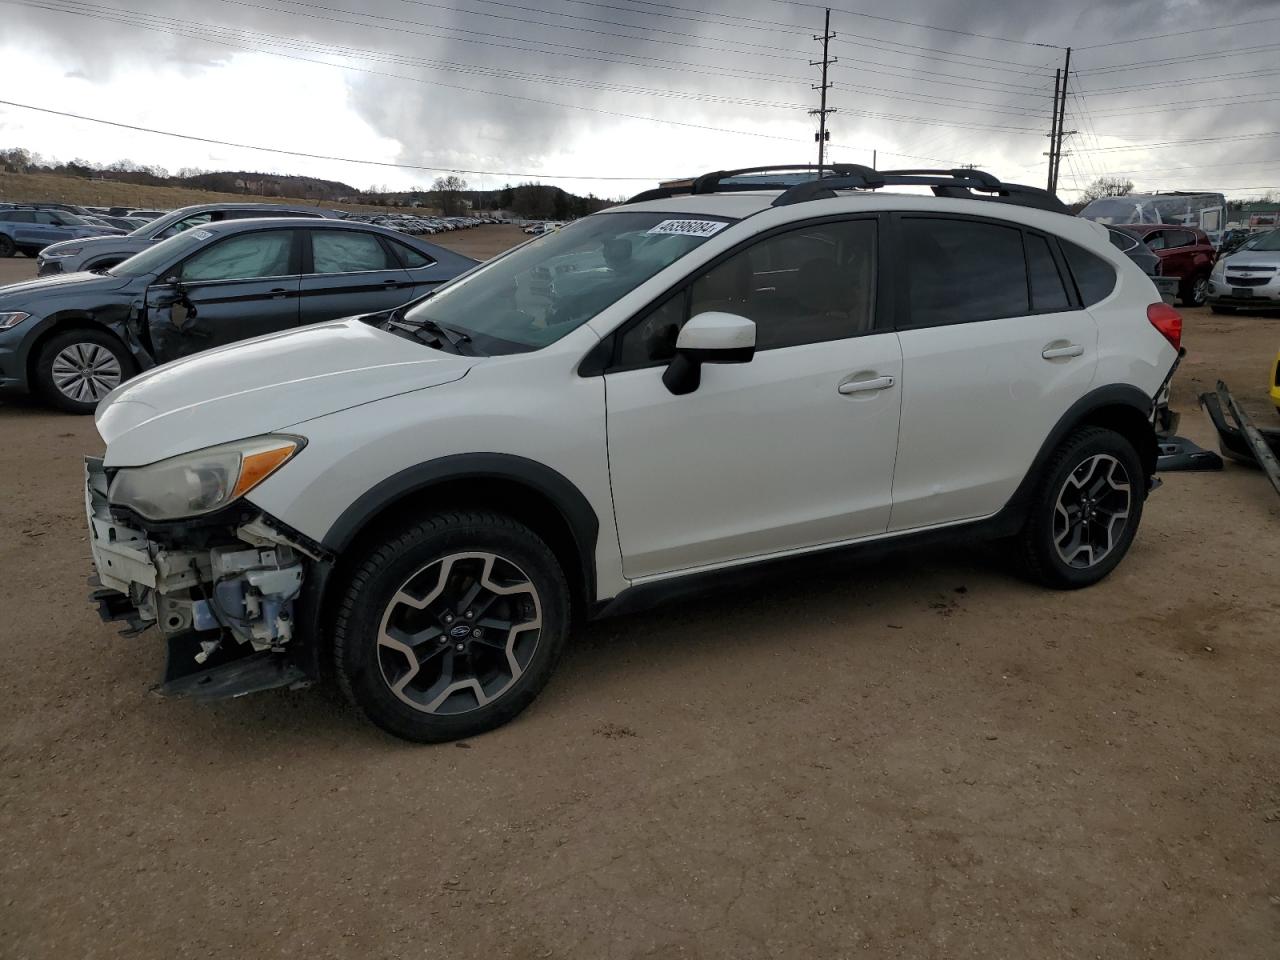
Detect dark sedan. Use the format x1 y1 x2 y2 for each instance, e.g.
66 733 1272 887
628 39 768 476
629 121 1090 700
0 219 477 413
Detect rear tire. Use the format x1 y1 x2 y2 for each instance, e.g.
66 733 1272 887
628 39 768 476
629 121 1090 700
0 235 15 257
1016 427 1145 589
32 327 136 414
333 510 571 743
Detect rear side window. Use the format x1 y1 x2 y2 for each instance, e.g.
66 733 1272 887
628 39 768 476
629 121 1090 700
311 230 398 273
388 239 436 269
1025 234 1070 312
1061 241 1117 306
901 218 1028 327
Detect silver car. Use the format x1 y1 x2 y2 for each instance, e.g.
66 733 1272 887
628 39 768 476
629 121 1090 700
35 202 343 276
1207 229 1280 313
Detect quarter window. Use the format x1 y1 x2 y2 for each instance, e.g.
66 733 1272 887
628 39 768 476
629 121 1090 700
1025 234 1071 312
1061 241 1117 306
388 239 436 269
311 230 398 273
902 218 1029 327
178 231 295 282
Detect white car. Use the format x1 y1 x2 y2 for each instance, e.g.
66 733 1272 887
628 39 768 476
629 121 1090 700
84 165 1181 743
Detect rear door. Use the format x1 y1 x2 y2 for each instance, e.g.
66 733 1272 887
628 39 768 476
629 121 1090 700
889 215 1098 531
297 229 416 325
144 228 302 363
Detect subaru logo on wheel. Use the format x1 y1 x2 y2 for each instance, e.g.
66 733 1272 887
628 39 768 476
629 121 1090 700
450 624 472 639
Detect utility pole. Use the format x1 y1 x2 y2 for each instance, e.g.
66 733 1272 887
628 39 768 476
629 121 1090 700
1045 47 1075 195
1046 68 1061 192
810 9 836 175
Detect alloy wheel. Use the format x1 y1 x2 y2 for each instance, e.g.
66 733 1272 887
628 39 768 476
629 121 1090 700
377 552 543 715
1052 454 1131 569
1192 277 1208 305
50 342 123 404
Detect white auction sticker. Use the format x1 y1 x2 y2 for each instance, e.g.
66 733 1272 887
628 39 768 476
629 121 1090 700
191 229 213 240
646 219 728 238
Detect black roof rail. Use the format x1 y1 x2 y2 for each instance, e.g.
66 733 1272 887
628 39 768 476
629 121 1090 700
625 164 1067 214
772 167 1067 213
624 164 875 204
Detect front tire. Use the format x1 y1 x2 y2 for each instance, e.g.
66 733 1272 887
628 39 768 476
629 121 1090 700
32 327 135 414
1182 275 1208 307
0 235 15 257
1017 427 1145 589
334 510 571 742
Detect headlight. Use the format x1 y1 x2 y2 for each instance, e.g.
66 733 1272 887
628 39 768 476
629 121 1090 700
1211 259 1226 277
44 246 83 258
0 312 31 330
108 435 305 521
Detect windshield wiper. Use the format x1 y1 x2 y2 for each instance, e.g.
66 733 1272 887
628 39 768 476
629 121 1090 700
385 312 473 355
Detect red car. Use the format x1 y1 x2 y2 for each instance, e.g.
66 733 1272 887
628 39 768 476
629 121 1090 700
1111 224 1215 306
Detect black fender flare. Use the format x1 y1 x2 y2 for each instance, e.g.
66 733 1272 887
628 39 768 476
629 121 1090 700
993 382 1157 533
321 451 601 596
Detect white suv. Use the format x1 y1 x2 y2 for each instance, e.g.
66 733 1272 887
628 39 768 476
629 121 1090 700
84 166 1182 742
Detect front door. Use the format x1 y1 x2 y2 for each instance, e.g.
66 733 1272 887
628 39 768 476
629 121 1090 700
144 228 302 363
297 229 417 325
604 217 902 580
890 216 1099 531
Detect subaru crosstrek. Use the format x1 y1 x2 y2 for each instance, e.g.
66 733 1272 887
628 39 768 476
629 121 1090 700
83 166 1183 742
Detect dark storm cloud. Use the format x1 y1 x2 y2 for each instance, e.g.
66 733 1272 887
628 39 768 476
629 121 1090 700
5 0 1279 191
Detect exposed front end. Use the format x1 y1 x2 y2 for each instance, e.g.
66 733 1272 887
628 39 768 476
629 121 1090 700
1207 260 1280 306
85 455 323 698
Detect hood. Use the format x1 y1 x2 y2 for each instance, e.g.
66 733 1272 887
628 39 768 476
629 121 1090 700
1221 248 1280 269
0 270 132 302
42 234 136 256
97 318 479 466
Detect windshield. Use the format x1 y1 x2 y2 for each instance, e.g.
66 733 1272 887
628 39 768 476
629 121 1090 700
1240 230 1280 252
108 229 211 277
403 211 734 353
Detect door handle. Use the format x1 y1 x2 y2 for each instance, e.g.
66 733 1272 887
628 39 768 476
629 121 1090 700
838 375 895 395
1041 343 1084 359
269 288 288 300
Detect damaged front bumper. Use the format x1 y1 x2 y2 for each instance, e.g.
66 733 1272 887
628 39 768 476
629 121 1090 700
85 457 324 699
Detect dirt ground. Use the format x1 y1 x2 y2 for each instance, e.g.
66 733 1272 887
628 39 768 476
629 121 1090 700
1 229 1278 959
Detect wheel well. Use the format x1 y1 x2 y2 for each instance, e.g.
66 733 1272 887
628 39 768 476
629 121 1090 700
323 475 592 631
24 318 135 387
1077 402 1158 482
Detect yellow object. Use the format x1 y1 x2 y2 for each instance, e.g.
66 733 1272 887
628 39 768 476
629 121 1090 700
1271 348 1280 414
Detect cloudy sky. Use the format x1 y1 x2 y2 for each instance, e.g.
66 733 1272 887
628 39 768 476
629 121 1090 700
0 0 1277 199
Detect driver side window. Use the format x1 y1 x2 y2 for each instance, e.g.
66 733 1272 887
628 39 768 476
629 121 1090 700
616 218 877 365
177 231 296 282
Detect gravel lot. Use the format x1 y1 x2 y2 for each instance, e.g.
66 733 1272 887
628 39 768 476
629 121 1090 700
2 227 1278 959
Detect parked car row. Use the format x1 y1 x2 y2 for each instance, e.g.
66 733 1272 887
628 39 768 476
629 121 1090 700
0 216 477 412
0 206 127 257
344 213 507 235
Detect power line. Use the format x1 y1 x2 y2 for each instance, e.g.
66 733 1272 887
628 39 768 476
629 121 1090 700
12 0 1055 135
1080 41 1280 76
1072 131 1280 153
0 98 670 180
1079 66 1280 96
759 0 1060 48
1075 14 1280 50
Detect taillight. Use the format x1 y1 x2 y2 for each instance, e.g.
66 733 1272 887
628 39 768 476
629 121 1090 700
1147 302 1182 351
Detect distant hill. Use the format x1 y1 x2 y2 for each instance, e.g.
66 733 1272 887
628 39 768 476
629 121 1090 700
179 171 360 200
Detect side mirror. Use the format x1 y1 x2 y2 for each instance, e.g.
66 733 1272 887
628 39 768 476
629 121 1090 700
662 311 756 396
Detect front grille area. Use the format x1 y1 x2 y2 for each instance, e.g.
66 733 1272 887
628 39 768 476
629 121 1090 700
1228 265 1276 272
1225 276 1270 287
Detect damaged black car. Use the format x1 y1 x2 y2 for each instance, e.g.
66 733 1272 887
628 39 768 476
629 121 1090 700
0 218 478 413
